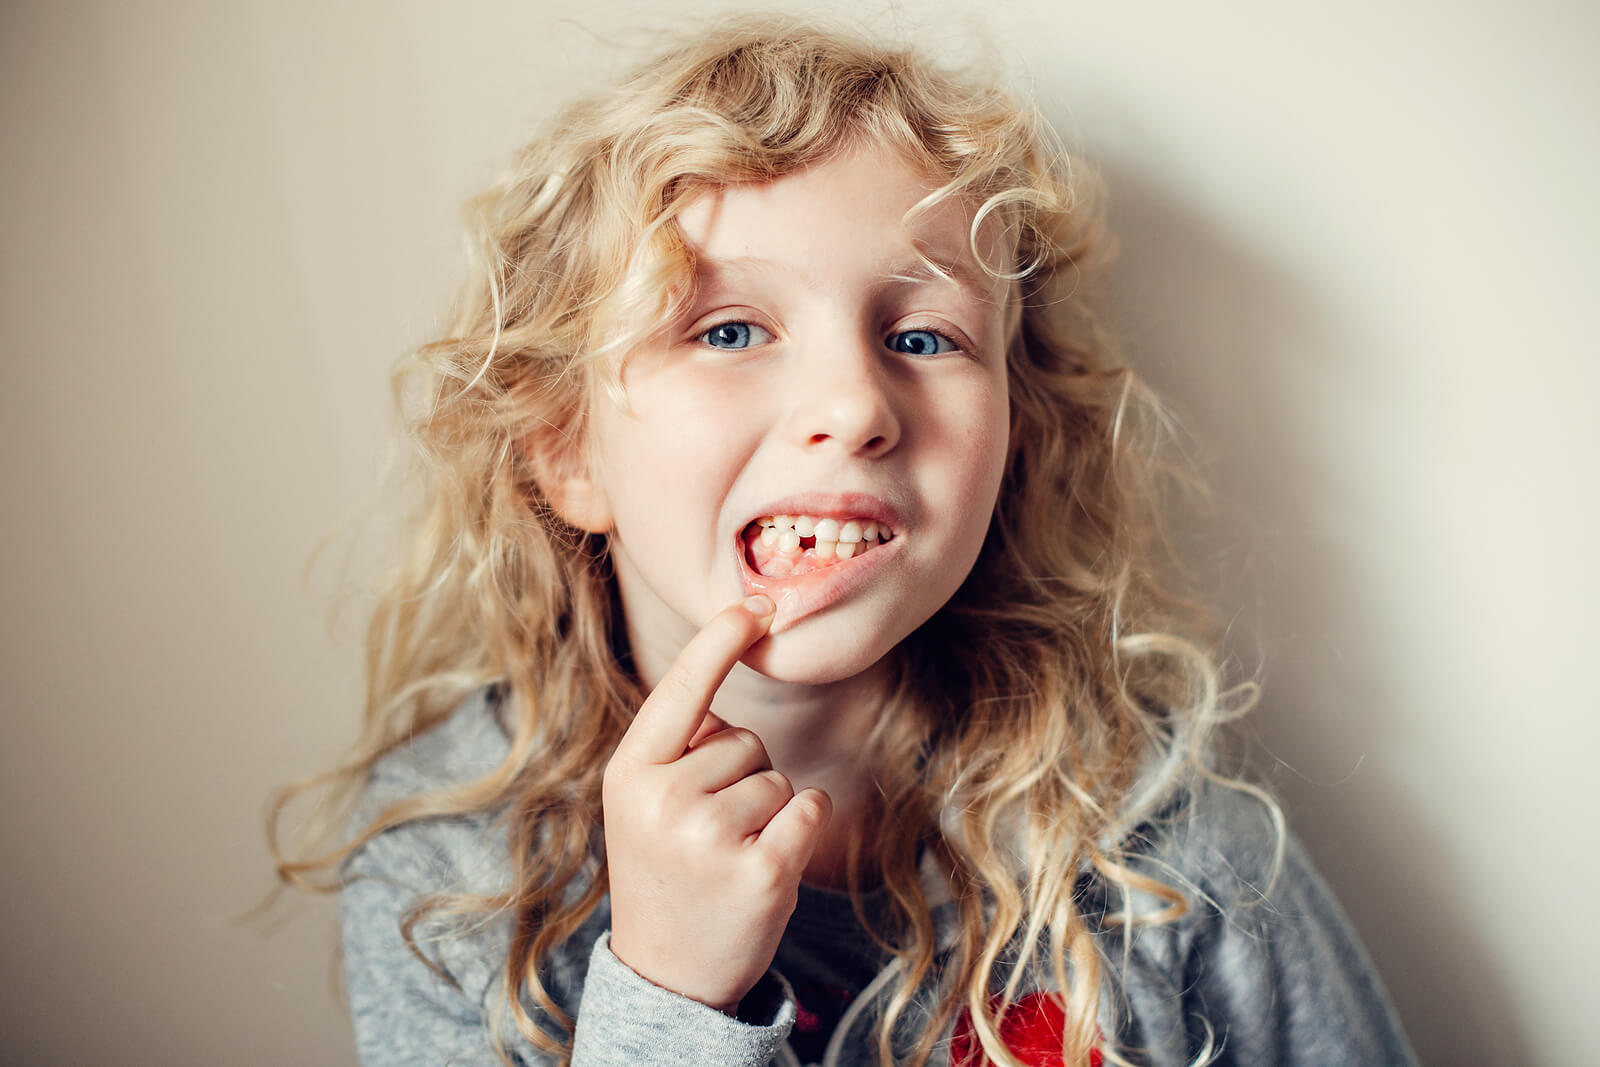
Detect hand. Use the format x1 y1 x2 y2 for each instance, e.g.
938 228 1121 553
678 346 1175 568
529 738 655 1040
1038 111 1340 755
602 595 833 1014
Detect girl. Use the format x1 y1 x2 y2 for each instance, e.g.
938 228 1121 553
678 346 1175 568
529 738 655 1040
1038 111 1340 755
271 18 1416 1067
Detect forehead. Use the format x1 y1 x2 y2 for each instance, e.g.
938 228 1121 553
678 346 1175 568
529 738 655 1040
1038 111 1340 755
673 146 1011 304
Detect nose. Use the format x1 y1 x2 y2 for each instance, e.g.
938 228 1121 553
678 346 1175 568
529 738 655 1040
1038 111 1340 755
785 332 902 458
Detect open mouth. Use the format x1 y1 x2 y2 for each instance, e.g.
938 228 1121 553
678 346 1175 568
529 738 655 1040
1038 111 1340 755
741 514 895 578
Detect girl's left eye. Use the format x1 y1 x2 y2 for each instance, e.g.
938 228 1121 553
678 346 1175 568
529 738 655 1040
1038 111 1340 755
887 329 958 356
700 321 773 350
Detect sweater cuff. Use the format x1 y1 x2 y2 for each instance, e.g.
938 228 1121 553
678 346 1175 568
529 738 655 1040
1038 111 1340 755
572 933 795 1067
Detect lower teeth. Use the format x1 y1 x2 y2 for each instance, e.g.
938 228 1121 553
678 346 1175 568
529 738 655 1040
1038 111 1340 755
745 524 885 577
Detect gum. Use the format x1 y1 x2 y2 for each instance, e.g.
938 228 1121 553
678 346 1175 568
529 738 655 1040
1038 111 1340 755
743 525 876 578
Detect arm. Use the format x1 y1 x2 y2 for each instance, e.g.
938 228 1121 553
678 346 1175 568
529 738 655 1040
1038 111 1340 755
339 596 818 1066
1174 794 1419 1066
339 834 519 1067
340 822 798 1067
572 935 795 1066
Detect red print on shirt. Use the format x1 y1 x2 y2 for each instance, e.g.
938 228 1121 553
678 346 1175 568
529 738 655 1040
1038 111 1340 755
949 992 1103 1066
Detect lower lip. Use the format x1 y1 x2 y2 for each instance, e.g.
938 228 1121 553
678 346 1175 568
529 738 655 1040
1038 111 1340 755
735 532 902 634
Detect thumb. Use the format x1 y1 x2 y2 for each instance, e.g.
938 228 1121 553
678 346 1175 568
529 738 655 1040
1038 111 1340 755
687 712 731 750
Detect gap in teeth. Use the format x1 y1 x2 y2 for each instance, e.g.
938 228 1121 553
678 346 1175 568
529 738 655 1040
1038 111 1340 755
751 513 889 562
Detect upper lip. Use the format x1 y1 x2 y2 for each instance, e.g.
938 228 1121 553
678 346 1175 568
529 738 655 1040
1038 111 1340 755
737 492 903 537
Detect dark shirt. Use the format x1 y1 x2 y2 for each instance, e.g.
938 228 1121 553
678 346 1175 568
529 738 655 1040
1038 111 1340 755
773 882 893 1064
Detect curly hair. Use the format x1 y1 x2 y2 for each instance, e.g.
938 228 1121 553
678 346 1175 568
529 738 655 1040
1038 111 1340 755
269 17 1270 1067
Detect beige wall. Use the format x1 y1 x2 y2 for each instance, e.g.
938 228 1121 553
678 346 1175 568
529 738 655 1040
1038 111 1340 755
2 1 1594 1063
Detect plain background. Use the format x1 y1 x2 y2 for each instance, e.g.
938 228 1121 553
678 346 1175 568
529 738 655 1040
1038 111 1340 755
2 0 1595 1063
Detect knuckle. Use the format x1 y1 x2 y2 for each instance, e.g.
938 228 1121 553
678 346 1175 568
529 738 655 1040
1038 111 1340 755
744 848 790 892
759 769 794 801
657 775 698 815
798 792 827 823
682 803 732 848
728 728 769 764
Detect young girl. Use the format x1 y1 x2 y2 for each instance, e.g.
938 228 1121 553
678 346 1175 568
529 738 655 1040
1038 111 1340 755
272 18 1416 1067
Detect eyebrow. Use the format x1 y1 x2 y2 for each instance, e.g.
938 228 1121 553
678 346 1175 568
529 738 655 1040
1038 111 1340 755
694 252 1003 306
882 253 1004 306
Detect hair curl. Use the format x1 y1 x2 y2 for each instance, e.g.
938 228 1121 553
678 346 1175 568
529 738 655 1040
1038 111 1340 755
269 17 1271 1067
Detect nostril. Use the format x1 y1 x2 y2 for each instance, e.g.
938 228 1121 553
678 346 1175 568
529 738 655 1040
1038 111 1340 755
803 430 892 452
806 431 889 451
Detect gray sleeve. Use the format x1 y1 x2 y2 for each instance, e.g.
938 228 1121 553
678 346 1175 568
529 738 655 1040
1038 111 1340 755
573 934 796 1066
1173 797 1419 1066
340 841 514 1067
340 822 795 1067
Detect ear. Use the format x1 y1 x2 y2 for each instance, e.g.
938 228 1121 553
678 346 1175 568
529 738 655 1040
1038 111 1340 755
542 471 613 534
522 427 613 534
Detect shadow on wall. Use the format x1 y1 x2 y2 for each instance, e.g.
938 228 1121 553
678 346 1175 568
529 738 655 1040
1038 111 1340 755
1090 154 1530 1065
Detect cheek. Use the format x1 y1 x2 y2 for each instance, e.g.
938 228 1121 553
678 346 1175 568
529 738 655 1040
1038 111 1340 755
962 390 1011 549
917 383 1009 568
592 387 749 543
955 383 1011 502
614 372 751 462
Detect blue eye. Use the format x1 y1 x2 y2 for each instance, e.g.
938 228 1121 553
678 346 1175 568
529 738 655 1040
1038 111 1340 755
701 321 772 349
888 329 957 356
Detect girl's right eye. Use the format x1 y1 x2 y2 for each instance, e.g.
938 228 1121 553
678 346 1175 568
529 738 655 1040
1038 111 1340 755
700 321 773 350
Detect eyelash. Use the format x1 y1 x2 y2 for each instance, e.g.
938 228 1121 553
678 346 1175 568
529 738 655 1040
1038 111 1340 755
696 320 966 357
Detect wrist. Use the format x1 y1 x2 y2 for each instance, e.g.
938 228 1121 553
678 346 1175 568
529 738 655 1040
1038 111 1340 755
608 930 753 1013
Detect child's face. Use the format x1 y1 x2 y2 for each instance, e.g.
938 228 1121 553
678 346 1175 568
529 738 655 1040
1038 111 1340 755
574 145 1011 684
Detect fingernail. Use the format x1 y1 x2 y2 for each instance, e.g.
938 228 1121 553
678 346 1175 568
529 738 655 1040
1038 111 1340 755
742 594 775 618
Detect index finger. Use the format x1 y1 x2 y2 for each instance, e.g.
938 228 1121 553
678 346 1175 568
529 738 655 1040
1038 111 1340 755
614 595 775 765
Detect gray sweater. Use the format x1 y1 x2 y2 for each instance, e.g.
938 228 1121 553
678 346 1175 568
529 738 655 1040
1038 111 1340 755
339 690 1417 1066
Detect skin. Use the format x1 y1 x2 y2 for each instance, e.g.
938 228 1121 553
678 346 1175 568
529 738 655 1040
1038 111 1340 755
544 145 1013 1014
600 595 827 1014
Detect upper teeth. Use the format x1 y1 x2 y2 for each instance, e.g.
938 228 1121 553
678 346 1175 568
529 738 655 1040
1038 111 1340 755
754 514 887 556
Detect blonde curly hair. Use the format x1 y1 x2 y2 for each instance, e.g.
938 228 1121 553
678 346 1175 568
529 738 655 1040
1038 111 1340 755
270 17 1269 1067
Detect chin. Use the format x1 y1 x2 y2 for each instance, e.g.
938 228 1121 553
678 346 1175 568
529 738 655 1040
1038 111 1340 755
738 625 899 686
